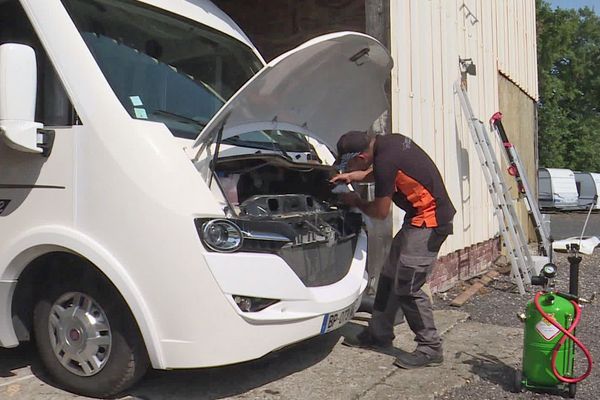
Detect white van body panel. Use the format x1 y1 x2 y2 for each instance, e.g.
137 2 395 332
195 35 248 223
0 225 164 365
0 120 77 347
0 0 384 371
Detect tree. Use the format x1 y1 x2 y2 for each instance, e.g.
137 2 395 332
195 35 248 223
537 0 600 171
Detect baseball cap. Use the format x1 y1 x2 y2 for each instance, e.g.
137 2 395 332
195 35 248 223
335 131 370 171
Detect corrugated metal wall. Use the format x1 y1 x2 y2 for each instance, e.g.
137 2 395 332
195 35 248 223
389 0 538 256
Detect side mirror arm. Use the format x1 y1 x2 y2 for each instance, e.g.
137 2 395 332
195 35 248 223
38 129 55 157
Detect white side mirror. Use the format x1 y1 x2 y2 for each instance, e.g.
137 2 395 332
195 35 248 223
0 43 43 153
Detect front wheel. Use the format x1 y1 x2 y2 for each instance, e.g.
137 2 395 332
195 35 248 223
33 276 149 398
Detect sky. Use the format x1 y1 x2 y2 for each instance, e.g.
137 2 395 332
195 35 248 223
549 0 600 12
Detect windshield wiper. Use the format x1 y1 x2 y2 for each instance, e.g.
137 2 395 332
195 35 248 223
264 141 293 161
223 136 294 161
152 109 207 128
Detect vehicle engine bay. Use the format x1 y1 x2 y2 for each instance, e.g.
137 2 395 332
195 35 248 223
214 154 364 286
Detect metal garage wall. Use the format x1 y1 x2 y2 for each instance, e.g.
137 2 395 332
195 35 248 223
496 0 539 100
389 0 537 256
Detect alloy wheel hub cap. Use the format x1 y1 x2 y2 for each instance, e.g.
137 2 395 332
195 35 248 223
48 292 112 377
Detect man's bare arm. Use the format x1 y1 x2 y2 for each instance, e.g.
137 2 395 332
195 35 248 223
330 166 374 184
339 193 392 220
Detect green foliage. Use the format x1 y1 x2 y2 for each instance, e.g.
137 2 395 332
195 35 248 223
537 0 600 171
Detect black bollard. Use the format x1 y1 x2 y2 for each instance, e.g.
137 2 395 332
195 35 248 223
568 255 581 297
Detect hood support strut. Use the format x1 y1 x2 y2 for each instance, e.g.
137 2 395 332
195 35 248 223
207 116 237 217
208 119 226 189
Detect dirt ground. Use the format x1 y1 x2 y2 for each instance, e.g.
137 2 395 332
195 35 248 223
435 212 600 399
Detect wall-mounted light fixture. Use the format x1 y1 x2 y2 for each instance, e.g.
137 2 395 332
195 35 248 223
459 57 477 76
459 57 477 90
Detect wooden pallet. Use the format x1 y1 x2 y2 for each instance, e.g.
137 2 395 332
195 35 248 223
450 270 500 307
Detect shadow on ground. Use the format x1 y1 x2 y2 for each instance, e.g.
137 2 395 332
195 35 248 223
458 351 517 392
0 332 339 400
339 321 413 360
0 344 34 378
0 342 73 393
125 331 341 400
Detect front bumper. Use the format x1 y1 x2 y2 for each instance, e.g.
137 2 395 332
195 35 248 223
159 231 368 368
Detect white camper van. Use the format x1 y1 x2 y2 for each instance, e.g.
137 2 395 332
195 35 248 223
538 168 579 210
0 0 392 397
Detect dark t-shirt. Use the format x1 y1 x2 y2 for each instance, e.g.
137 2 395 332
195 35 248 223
373 134 456 233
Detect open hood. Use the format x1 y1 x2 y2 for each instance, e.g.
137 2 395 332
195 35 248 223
191 31 393 160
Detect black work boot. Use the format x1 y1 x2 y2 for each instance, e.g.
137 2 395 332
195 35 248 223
393 350 443 369
342 328 393 349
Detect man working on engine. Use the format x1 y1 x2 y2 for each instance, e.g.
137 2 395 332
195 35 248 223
331 131 455 369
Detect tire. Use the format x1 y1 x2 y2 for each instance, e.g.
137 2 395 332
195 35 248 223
33 274 149 398
513 370 524 393
568 383 577 398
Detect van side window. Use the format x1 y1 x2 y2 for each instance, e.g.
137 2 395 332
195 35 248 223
0 0 78 126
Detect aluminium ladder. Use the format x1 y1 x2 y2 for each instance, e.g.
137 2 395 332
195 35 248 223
454 80 534 294
490 112 552 258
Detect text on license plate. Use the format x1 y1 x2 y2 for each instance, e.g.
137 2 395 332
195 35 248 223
320 301 357 334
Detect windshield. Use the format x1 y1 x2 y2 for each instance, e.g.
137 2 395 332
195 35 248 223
62 0 263 139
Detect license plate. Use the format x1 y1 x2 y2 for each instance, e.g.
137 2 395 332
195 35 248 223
320 301 357 334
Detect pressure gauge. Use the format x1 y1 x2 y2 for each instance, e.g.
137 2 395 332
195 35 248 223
542 263 557 279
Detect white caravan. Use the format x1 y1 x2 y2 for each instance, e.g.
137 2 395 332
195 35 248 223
538 168 579 210
0 0 392 397
574 171 600 209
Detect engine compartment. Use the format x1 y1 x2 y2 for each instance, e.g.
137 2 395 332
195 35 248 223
216 155 336 207
214 154 363 287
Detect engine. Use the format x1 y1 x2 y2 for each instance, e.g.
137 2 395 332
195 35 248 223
214 155 363 286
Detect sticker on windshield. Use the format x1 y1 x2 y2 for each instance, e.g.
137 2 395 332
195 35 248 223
134 108 148 119
130 96 143 106
0 199 11 215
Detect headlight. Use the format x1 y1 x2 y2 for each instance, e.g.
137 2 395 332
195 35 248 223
200 219 243 252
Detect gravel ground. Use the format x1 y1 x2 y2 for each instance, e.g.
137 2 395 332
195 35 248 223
434 213 600 400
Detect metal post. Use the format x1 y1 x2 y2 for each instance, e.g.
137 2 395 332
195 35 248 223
568 255 581 297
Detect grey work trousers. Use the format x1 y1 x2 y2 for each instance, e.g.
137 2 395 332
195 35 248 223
369 225 448 356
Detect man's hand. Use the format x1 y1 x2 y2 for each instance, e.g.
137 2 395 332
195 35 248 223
330 169 369 185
